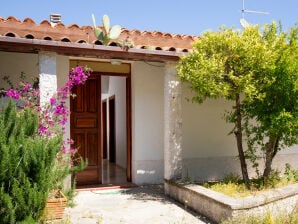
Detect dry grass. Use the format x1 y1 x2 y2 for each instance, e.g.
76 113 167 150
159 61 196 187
222 206 298 224
203 166 298 198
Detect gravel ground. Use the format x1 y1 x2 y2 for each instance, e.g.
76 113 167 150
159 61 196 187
63 185 214 224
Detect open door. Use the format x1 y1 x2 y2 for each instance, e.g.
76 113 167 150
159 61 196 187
70 74 102 186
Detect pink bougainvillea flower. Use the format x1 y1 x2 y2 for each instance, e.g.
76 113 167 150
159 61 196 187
23 82 31 91
38 125 47 134
6 89 20 99
54 104 67 115
5 66 91 160
50 97 56 105
61 145 67 154
75 66 83 74
69 147 76 155
60 118 67 125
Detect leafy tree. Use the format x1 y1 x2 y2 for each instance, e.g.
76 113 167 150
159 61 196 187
177 22 298 188
243 23 298 179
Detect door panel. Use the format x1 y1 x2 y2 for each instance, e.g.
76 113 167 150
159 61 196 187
87 133 98 166
70 74 101 186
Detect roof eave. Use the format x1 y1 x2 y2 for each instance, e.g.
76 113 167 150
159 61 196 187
0 36 181 62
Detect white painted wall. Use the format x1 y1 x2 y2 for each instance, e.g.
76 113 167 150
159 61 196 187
131 61 165 184
182 86 236 158
181 85 298 181
0 51 69 94
0 51 38 88
108 76 127 169
0 51 70 142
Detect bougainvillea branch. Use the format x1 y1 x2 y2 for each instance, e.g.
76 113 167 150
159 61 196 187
4 66 91 161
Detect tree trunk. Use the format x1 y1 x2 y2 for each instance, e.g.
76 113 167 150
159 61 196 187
234 94 250 189
263 137 279 178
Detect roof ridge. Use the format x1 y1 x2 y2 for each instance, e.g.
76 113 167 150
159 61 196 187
0 15 198 52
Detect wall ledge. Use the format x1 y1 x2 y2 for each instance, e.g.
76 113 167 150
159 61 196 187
164 179 298 223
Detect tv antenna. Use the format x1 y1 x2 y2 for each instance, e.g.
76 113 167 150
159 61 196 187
240 0 269 28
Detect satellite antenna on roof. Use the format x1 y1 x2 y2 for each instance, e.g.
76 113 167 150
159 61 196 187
240 0 269 28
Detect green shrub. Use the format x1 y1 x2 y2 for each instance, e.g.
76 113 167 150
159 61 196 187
0 101 62 223
284 163 298 182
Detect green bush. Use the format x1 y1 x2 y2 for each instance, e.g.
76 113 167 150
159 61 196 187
0 101 62 223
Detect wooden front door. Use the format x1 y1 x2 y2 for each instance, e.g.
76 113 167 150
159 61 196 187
70 74 101 186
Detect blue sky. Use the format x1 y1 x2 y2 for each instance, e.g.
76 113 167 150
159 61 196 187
2 0 297 35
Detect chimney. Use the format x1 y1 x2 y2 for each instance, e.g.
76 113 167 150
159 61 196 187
50 14 61 27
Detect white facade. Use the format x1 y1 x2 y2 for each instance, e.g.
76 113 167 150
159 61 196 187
181 84 298 181
131 61 165 184
0 51 298 185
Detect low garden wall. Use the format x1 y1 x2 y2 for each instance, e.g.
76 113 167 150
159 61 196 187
164 179 298 223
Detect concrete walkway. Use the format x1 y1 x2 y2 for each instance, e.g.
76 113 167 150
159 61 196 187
64 185 213 224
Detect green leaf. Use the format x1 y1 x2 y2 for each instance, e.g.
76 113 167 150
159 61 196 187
109 25 121 39
94 27 104 40
91 14 97 28
102 14 110 34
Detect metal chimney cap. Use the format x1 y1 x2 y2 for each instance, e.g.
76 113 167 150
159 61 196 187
50 14 61 26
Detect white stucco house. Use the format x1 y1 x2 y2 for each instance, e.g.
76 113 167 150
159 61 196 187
0 15 297 187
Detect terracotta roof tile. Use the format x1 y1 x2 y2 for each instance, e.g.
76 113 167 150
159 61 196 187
23 17 36 24
0 16 198 52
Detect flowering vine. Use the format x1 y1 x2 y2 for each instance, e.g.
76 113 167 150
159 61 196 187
3 66 91 161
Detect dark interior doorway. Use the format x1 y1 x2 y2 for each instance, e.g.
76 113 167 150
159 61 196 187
102 99 107 160
108 96 116 163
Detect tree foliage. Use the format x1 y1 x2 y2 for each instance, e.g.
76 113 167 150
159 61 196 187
177 22 298 188
243 23 298 178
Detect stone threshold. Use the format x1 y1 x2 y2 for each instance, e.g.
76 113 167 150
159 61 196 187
76 183 137 192
164 179 298 223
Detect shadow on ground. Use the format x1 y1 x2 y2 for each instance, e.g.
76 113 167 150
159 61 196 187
122 184 216 224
